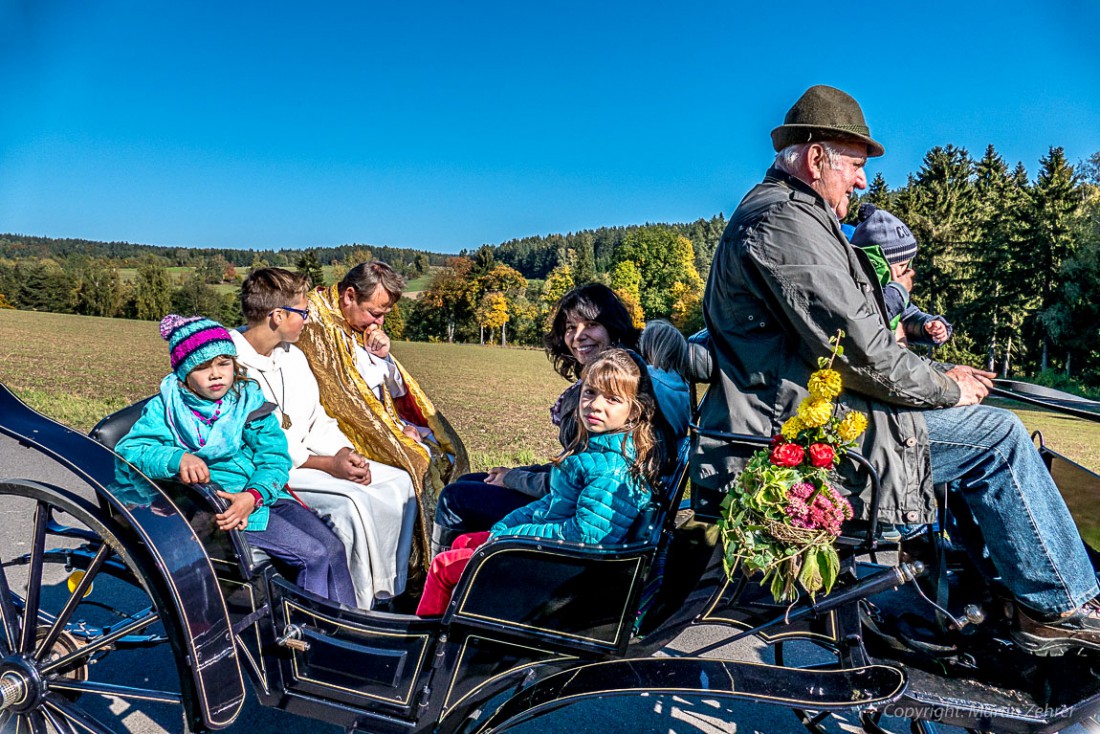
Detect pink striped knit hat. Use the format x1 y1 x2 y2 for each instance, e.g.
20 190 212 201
159 314 237 381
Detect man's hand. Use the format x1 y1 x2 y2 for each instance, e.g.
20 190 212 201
946 365 996 407
331 447 371 484
365 324 391 358
925 319 949 344
215 491 256 531
402 424 426 443
485 466 512 487
178 453 210 484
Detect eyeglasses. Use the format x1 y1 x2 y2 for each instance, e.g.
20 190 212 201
273 305 311 321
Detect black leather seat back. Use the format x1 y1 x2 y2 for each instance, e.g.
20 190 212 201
90 397 154 450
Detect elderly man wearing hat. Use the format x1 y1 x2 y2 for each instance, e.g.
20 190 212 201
692 84 1100 655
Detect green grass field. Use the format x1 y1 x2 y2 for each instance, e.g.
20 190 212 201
0 309 564 469
3 308 1100 476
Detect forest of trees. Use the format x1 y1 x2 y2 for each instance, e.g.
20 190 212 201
3 144 1100 386
0 243 439 328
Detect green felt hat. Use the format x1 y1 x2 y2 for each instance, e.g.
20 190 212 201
771 85 884 158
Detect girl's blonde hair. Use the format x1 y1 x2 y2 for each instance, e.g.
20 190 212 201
557 348 665 489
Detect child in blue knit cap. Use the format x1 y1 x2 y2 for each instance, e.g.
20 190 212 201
116 314 356 606
846 204 953 347
416 348 665 616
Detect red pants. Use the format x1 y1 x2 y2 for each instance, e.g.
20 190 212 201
416 531 491 617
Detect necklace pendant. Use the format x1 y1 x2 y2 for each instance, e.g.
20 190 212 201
281 413 293 430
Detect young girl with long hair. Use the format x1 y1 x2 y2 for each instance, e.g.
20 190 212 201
417 348 663 616
431 285 691 555
115 314 356 606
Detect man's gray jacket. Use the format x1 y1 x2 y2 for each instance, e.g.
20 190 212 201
692 167 960 524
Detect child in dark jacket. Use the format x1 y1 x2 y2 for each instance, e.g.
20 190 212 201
845 204 952 347
116 314 356 606
416 348 664 616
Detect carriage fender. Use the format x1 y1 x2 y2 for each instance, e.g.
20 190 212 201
0 392 247 731
471 657 906 733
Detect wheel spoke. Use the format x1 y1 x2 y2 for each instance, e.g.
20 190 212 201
34 544 112 662
20 711 49 734
47 680 180 705
43 698 123 734
41 706 78 734
19 502 50 653
0 558 20 654
40 610 160 675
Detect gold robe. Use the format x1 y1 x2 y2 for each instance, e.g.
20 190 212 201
298 285 469 572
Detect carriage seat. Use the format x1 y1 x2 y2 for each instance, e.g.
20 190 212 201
443 439 691 655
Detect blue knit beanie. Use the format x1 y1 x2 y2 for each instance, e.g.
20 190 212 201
850 204 919 265
160 314 237 382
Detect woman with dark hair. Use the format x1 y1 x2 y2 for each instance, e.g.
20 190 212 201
431 283 689 556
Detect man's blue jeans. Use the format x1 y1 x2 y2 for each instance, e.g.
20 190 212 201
924 405 1099 615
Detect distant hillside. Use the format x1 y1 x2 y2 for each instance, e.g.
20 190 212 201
0 233 450 270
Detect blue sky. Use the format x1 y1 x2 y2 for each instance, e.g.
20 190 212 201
1 1 1098 254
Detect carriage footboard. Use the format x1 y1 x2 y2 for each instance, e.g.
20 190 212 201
472 657 906 733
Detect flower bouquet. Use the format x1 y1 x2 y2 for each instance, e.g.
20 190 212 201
717 331 867 603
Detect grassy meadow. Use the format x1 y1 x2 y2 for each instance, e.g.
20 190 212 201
3 308 1100 475
0 309 564 470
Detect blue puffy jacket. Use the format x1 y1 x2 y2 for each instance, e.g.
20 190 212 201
490 432 649 544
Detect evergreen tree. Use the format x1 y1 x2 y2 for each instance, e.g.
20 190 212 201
15 260 70 312
1029 147 1082 371
892 145 980 364
573 232 596 285
965 146 1032 375
296 251 326 288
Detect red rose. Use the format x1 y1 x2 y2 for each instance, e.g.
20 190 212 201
770 442 804 467
808 443 836 468
770 434 786 448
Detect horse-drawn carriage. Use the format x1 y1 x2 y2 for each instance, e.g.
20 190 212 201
3 376 1100 734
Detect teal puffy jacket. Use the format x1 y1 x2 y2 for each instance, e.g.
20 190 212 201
490 432 649 544
115 382 292 532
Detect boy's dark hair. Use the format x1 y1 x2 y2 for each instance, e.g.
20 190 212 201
338 261 406 306
240 268 310 324
544 284 641 381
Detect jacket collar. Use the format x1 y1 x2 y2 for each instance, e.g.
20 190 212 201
763 166 832 210
588 431 635 458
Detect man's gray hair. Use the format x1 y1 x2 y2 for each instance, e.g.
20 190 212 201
774 141 848 174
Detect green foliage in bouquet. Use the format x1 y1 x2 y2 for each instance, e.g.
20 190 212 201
717 331 867 603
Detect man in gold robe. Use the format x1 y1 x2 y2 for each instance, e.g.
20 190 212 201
298 261 469 572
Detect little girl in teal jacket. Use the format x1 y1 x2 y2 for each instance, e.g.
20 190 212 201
417 348 666 616
116 315 356 606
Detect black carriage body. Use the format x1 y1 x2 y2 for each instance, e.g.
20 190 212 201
7 378 1100 734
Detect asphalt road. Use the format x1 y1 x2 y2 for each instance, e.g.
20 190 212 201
0 428 1088 734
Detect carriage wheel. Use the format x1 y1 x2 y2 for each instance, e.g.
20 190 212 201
0 485 189 733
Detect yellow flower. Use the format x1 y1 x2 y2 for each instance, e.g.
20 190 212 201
781 415 805 440
837 410 869 442
797 397 833 428
808 369 843 401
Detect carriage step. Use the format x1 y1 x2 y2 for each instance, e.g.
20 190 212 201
891 662 1100 731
